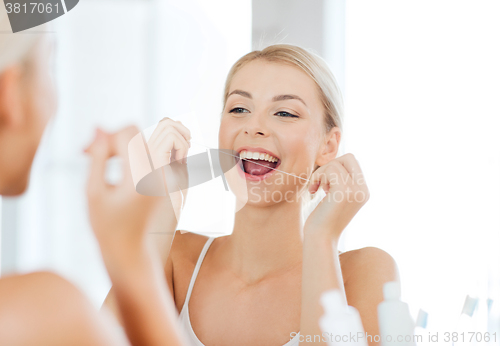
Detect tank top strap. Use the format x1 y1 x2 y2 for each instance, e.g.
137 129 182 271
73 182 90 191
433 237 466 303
183 237 216 306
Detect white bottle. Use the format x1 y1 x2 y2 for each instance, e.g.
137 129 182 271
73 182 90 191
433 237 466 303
319 289 368 346
378 281 416 346
487 298 500 344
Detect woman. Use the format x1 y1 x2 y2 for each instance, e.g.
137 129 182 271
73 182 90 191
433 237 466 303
106 44 400 345
0 8 185 346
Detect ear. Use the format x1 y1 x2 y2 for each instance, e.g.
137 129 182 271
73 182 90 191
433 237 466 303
0 65 26 130
315 127 341 167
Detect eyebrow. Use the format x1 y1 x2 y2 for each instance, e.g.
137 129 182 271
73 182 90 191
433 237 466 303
227 89 308 107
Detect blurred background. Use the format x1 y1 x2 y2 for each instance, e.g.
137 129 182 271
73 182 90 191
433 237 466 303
1 0 499 337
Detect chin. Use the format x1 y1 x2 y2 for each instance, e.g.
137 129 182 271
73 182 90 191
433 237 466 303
245 184 301 207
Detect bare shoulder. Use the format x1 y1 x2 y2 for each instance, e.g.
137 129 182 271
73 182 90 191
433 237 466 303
338 247 400 337
339 247 400 287
0 272 78 300
0 272 120 346
166 230 211 312
0 271 90 318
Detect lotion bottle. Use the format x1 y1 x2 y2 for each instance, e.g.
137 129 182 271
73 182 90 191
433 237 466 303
319 289 368 346
378 281 416 346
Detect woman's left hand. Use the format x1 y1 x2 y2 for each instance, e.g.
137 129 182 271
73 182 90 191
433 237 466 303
304 153 369 242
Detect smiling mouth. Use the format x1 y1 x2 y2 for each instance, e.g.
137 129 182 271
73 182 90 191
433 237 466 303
238 150 280 176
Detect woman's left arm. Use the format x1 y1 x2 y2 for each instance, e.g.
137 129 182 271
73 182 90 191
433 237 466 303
300 154 398 346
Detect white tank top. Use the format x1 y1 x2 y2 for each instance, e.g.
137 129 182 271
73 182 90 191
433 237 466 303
178 237 301 346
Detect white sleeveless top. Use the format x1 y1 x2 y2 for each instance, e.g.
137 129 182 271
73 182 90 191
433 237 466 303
178 237 301 346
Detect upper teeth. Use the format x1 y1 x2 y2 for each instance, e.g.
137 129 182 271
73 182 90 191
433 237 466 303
239 150 278 162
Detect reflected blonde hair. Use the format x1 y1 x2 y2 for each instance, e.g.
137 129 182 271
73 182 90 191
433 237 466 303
222 44 345 220
0 7 48 74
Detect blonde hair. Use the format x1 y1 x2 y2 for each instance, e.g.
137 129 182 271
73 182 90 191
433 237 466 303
221 44 345 220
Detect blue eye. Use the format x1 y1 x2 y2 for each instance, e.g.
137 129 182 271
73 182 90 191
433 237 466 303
275 111 299 118
229 107 249 114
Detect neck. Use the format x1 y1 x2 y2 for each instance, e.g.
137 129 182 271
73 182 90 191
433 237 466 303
220 198 304 284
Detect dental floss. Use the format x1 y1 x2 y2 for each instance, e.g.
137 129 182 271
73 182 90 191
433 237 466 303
378 281 416 346
319 289 368 346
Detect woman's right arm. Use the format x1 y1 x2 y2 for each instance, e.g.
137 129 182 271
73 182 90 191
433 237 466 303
87 121 190 346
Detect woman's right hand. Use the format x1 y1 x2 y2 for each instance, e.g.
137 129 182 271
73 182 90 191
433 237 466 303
147 117 191 169
86 126 188 346
85 119 191 268
147 118 191 213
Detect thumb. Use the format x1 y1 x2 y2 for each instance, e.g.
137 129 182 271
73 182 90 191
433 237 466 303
86 129 112 196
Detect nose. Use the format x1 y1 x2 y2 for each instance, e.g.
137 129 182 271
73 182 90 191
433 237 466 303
243 112 269 138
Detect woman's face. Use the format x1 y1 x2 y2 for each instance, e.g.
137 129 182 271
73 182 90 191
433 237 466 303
0 37 57 195
219 59 328 206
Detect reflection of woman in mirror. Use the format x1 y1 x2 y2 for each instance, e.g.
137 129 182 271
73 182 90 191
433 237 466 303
106 44 400 346
0 8 186 346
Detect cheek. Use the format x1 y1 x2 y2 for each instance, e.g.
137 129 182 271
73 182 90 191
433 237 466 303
283 126 320 166
46 78 57 116
218 116 237 148
40 70 57 122
31 73 56 133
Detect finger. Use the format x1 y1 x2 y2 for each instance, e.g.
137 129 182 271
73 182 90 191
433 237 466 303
148 127 183 150
150 132 187 169
308 179 320 194
86 129 112 196
311 163 351 195
309 167 327 194
151 118 192 144
168 118 192 142
154 131 189 162
330 160 352 186
319 169 331 194
172 132 189 164
335 153 363 177
169 132 189 164
148 119 174 145
337 154 367 188
174 145 188 165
